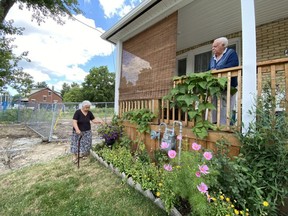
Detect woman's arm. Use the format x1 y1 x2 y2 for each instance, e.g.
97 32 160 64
91 118 102 124
73 120 81 134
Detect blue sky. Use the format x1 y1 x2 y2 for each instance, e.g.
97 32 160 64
5 0 143 94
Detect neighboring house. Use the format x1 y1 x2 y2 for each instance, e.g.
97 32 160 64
22 87 62 104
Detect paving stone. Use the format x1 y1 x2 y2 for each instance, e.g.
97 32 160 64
170 207 182 216
154 198 165 210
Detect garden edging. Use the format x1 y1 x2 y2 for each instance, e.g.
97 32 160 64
90 150 182 216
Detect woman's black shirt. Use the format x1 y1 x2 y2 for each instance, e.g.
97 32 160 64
73 109 95 132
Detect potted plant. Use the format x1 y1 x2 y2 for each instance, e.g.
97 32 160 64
97 123 122 146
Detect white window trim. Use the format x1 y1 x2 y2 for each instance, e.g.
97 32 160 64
177 37 241 75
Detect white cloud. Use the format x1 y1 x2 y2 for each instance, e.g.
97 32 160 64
99 0 142 18
5 3 114 92
84 0 91 3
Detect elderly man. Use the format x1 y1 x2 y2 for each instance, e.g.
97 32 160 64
208 37 239 125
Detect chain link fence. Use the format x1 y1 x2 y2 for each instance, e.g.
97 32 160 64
0 102 114 142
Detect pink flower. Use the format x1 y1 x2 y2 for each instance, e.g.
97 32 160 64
168 150 177 159
195 171 201 178
192 142 201 151
199 164 209 174
163 164 173 171
203 152 213 160
160 142 169 149
177 135 182 140
197 182 208 193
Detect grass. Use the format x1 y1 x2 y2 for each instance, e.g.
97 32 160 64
0 156 166 216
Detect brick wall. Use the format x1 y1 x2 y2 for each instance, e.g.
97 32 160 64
29 89 62 103
120 12 177 101
256 18 288 62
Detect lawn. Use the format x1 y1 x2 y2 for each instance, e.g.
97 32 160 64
0 156 166 216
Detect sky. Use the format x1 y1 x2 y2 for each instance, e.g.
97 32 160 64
5 0 143 95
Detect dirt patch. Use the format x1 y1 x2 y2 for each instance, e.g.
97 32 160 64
0 124 70 175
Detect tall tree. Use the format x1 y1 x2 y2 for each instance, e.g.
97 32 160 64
0 0 81 94
34 81 48 88
63 86 83 102
60 82 71 97
82 66 115 102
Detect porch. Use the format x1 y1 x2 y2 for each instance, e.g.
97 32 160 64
119 57 288 155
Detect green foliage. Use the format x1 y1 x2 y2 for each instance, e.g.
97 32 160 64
0 22 33 94
163 71 229 139
122 109 156 133
63 86 84 102
33 81 48 88
211 87 288 216
82 66 115 102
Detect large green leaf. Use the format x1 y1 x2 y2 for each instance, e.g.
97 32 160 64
188 111 198 119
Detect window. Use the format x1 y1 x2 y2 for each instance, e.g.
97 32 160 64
43 96 47 101
194 50 212 73
177 58 187 76
48 91 52 96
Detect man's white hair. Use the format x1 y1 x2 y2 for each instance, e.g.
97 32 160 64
82 100 92 107
216 37 229 48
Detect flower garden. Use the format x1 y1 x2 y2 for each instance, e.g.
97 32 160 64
94 90 288 216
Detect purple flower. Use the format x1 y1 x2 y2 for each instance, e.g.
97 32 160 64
168 150 177 159
199 164 209 174
160 142 169 149
192 142 201 151
203 152 213 160
177 135 182 140
197 182 208 193
195 171 201 178
163 164 173 171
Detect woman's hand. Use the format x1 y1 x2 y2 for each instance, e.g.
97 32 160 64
76 130 82 135
92 119 103 124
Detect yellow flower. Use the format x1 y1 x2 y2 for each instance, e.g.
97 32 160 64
176 165 181 169
240 210 243 215
234 209 240 215
220 195 224 200
246 209 249 212
225 215 230 216
245 213 249 216
211 197 216 201
231 204 235 208
226 197 230 202
158 183 163 187
263 201 269 207
156 192 160 197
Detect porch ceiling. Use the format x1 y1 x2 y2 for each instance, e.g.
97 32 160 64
177 0 288 51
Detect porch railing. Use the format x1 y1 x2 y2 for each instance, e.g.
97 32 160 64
119 57 288 131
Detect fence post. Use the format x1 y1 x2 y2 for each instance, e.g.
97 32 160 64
49 103 57 142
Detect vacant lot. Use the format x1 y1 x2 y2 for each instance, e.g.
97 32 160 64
0 124 70 175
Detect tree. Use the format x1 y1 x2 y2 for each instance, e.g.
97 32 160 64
0 0 81 24
63 86 83 102
34 81 48 88
82 66 115 102
0 0 81 94
60 82 71 97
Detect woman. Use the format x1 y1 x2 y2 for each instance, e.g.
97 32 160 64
71 100 101 163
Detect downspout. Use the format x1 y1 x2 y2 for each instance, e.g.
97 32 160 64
240 0 257 132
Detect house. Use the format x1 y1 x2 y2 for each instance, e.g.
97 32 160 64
22 87 62 104
101 0 288 152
